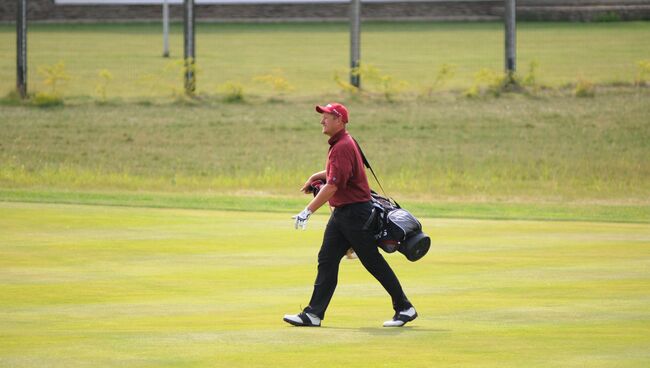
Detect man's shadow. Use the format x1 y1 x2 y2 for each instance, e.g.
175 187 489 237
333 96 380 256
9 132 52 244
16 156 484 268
322 326 450 336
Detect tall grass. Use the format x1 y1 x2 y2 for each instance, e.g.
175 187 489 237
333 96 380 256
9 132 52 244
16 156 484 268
1 88 648 202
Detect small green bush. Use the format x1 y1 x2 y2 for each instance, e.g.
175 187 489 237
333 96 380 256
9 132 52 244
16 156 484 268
464 68 509 98
634 60 650 87
333 70 361 96
31 92 64 107
574 77 595 98
376 74 409 102
218 81 245 103
463 84 480 98
522 60 539 87
37 61 70 96
333 63 408 101
95 69 114 103
435 63 456 89
421 63 456 98
158 58 200 97
34 61 70 106
253 69 294 94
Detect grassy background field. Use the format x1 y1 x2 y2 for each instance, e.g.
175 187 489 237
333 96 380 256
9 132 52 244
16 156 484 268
1 201 649 367
1 22 649 98
2 89 649 204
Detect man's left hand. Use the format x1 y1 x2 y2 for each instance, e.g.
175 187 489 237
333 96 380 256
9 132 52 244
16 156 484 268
292 208 313 230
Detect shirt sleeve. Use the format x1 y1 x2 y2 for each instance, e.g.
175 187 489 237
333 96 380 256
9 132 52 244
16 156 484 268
327 145 354 190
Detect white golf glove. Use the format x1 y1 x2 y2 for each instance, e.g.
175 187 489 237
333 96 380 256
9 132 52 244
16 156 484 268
292 207 313 230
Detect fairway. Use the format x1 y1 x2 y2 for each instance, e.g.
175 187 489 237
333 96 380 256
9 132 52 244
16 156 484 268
1 201 649 367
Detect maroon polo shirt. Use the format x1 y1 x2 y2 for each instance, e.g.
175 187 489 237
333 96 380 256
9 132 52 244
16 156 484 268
326 129 372 207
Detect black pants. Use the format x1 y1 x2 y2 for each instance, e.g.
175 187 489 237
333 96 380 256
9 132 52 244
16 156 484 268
304 201 412 320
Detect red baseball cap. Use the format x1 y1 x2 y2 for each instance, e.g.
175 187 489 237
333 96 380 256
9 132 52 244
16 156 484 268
316 103 349 123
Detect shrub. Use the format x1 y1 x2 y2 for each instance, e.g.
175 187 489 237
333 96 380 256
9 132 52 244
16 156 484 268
36 60 70 100
253 69 294 96
574 77 595 98
435 63 456 89
421 63 456 98
522 60 539 87
138 59 200 99
31 92 64 107
345 63 408 102
464 68 509 98
376 74 409 102
95 69 113 103
218 81 245 103
463 84 480 98
159 58 199 97
333 71 361 96
634 60 650 87
163 59 187 97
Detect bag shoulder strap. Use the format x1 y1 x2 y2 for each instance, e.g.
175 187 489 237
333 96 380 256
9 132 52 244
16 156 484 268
352 138 400 208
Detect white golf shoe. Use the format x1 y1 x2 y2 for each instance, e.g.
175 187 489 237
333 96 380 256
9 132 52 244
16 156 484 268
383 307 418 327
283 312 321 327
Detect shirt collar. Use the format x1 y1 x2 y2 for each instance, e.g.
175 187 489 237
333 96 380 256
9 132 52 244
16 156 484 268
328 129 348 146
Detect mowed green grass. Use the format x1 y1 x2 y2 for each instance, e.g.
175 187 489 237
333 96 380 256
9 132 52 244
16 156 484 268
1 201 649 367
1 22 649 98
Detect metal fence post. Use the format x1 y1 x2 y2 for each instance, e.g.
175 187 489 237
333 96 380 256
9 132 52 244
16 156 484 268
350 0 361 89
504 0 517 78
17 0 28 99
163 0 170 58
183 0 195 94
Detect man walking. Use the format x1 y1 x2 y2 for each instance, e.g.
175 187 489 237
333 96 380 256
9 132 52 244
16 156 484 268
283 103 417 328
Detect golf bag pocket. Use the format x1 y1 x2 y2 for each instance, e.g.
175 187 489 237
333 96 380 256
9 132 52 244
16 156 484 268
386 209 422 242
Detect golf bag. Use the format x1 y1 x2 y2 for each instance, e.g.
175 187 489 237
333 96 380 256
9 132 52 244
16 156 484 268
363 191 430 262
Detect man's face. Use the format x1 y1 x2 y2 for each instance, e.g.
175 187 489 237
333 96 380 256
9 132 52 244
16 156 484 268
320 112 344 136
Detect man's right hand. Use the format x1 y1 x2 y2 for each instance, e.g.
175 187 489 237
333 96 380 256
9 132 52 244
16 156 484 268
301 171 327 194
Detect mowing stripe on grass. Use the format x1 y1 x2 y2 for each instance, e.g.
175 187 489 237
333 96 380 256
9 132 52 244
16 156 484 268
0 189 649 223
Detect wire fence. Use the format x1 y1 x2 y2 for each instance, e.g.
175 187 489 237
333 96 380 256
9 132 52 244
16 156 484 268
2 1 649 102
